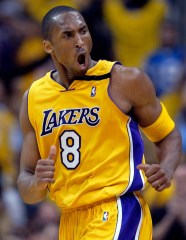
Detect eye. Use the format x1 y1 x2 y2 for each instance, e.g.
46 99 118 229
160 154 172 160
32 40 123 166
63 31 72 38
80 27 87 35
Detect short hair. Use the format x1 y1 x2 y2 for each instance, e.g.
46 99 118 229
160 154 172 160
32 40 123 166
42 6 79 40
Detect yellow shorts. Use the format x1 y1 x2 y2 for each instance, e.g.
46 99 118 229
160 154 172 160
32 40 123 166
59 192 152 239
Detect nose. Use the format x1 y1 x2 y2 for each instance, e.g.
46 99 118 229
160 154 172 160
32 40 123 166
75 33 84 48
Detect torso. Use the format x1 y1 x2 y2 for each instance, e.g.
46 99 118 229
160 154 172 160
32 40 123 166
28 60 147 211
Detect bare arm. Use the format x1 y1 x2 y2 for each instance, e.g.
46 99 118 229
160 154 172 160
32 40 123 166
109 65 182 191
152 128 181 190
17 91 56 204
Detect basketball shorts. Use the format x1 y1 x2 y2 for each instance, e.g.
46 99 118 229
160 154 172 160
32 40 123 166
59 192 152 240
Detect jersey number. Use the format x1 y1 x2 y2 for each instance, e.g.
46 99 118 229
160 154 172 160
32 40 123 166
59 130 81 169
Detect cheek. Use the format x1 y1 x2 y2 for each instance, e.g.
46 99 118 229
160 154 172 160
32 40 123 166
53 46 72 63
86 36 93 52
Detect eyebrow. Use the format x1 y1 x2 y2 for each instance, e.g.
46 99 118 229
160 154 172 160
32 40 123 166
61 24 87 33
61 29 73 33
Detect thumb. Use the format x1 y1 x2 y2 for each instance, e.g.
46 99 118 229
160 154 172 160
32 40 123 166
137 164 150 173
48 145 57 160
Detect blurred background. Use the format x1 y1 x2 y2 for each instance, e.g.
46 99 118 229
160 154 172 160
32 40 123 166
0 0 185 239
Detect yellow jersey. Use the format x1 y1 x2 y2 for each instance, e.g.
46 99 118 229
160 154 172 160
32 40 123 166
28 60 146 211
103 0 166 67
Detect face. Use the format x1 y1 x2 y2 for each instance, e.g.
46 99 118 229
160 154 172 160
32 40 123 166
44 11 93 77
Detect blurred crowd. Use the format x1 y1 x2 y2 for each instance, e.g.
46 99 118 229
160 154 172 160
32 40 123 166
0 0 185 239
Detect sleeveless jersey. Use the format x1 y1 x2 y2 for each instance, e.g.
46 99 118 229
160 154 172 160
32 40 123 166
28 60 147 211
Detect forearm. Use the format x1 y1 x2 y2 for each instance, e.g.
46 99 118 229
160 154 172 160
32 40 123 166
17 171 47 204
155 127 182 179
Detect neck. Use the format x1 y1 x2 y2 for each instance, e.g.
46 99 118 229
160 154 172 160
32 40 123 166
52 69 74 89
52 59 97 89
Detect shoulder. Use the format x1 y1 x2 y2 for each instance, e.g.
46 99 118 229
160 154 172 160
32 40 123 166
112 64 143 82
111 64 154 95
109 64 157 110
30 72 51 89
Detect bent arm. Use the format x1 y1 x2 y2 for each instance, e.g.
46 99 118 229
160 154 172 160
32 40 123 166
110 65 182 190
131 70 182 190
17 91 47 204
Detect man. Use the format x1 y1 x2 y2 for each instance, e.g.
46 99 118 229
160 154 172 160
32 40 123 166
17 6 182 240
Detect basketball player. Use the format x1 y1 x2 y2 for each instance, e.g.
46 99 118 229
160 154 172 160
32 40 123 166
17 6 182 240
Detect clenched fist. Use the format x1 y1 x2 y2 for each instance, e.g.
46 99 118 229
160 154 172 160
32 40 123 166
32 145 57 190
137 163 172 191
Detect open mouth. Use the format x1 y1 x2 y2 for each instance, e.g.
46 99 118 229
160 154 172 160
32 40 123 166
77 54 85 65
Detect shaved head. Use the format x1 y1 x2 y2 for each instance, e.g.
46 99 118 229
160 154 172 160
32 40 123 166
42 6 80 41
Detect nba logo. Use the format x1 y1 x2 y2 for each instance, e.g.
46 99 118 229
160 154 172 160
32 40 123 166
91 86 96 97
102 211 109 222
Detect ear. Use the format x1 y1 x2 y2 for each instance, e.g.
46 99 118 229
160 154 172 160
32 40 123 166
43 40 53 54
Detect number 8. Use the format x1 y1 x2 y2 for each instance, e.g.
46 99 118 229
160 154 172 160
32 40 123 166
59 130 81 169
